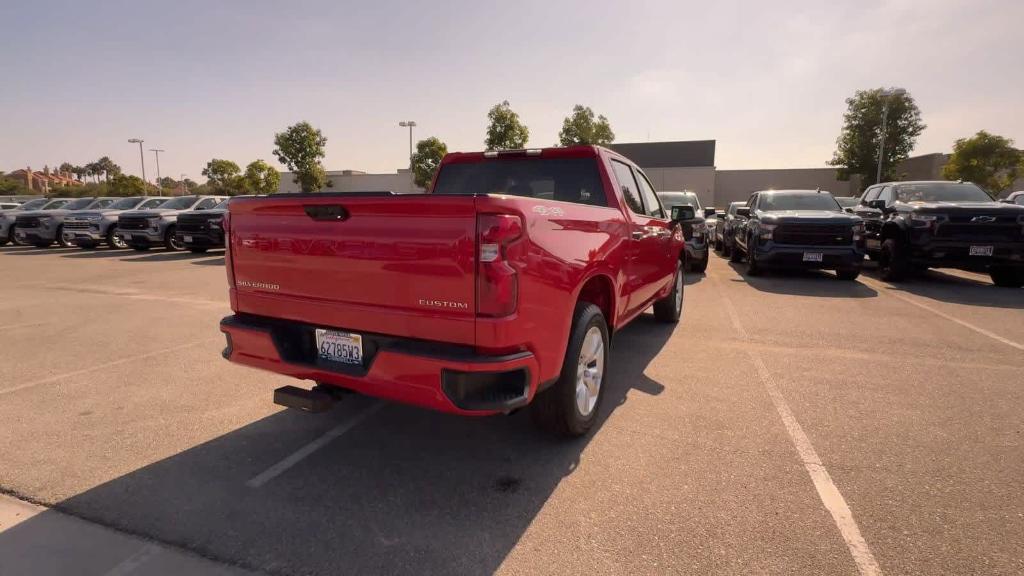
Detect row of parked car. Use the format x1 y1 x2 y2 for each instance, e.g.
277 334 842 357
0 195 231 253
658 181 1024 288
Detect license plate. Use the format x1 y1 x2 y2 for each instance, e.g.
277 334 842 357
969 245 993 256
803 252 823 262
315 329 363 365
184 235 193 242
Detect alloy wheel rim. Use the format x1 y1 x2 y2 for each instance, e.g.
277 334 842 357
111 235 126 249
674 268 683 311
575 326 605 417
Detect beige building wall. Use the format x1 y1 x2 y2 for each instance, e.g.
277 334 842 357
714 168 860 206
643 167 717 207
278 170 422 194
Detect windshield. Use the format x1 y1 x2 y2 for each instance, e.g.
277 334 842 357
658 192 701 210
433 158 606 207
88 198 115 209
894 182 993 203
138 198 169 209
16 199 48 210
110 197 142 210
835 197 858 208
759 193 841 211
159 196 199 210
43 199 70 210
64 198 95 210
728 202 744 215
214 199 231 209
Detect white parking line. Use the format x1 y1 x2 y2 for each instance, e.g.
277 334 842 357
715 278 882 576
103 543 162 576
0 338 217 396
861 277 1024 351
246 401 384 489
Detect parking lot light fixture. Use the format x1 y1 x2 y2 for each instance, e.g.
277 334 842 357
876 87 907 185
128 138 147 195
398 121 416 171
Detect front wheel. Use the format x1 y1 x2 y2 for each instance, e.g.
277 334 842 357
990 266 1024 288
878 239 908 281
690 249 709 273
745 236 762 276
530 302 609 437
836 267 861 281
164 226 184 251
56 225 73 248
10 228 25 246
107 228 127 249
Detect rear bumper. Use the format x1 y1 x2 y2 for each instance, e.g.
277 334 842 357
220 314 540 415
753 244 864 270
908 241 1024 271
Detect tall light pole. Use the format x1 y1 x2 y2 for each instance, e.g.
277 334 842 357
876 87 906 184
398 121 416 171
128 138 147 195
181 174 189 195
149 149 164 186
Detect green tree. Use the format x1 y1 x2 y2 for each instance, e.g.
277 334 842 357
484 100 529 150
411 137 448 189
107 174 146 196
243 159 281 195
941 131 1023 196
829 88 926 188
201 159 243 194
558 105 615 146
93 156 121 181
0 173 30 195
273 121 328 192
157 176 179 189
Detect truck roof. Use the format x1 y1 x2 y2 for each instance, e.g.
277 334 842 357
441 145 631 165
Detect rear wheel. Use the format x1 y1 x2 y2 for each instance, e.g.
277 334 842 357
990 266 1024 288
690 249 708 273
530 302 608 437
164 226 184 251
11 228 25 246
878 239 908 281
653 261 683 323
729 238 743 262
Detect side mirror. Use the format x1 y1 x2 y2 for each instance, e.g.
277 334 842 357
703 207 716 218
735 206 751 218
867 199 887 210
671 205 696 221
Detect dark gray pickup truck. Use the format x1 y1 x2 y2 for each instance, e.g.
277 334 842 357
63 196 171 249
116 195 228 251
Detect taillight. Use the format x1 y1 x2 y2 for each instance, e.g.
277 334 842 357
477 213 522 317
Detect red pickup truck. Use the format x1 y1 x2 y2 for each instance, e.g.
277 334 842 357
220 145 688 436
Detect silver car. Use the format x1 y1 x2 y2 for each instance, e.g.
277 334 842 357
63 196 172 249
0 198 61 246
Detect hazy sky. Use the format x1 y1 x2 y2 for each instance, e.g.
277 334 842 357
2 0 1021 182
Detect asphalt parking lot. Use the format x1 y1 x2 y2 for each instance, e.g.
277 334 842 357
1 245 1022 576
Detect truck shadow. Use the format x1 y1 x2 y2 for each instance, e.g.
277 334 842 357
0 318 672 576
120 251 221 263
726 262 878 298
862 264 1024 309
61 249 133 259
1 246 81 256
191 255 226 266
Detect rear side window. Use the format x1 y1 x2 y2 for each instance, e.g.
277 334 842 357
862 186 880 203
610 160 645 215
433 158 606 207
195 198 219 210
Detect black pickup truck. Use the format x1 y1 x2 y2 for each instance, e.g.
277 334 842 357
175 197 230 253
855 181 1024 287
731 190 865 280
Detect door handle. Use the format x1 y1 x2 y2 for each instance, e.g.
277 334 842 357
632 231 644 240
304 205 349 221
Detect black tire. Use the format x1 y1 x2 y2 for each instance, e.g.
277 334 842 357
878 238 908 281
164 226 184 251
107 228 127 249
189 247 209 254
33 242 51 248
56 225 73 248
653 261 684 323
836 267 861 281
714 237 723 252
530 302 609 437
990 267 1024 288
10 228 25 246
745 235 762 276
729 238 743 262
131 245 150 252
690 249 709 273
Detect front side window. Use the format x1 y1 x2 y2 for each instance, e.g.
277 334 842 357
634 172 665 219
89 199 114 209
110 197 143 210
195 198 219 210
43 200 70 210
609 160 645 215
433 158 606 207
138 198 169 209
862 186 881 204
878 186 894 206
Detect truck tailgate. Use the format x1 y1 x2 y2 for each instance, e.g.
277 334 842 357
229 195 477 345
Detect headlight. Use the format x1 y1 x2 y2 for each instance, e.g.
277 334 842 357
759 223 777 240
209 218 223 230
39 215 54 227
910 214 943 229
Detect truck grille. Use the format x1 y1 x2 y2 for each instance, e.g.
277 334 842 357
63 221 92 231
934 223 1020 241
176 213 219 233
773 224 852 246
118 216 150 231
15 215 40 228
